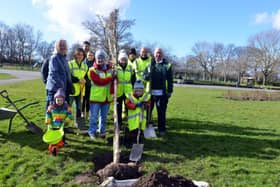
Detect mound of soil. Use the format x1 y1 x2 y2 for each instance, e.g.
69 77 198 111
132 170 198 187
93 152 142 183
97 162 141 181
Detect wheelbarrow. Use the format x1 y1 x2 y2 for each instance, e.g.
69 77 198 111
0 90 43 134
43 124 64 156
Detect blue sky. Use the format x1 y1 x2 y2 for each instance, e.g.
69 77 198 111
1 0 280 57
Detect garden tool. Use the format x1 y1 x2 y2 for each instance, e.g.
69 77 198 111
0 90 43 134
129 105 144 162
144 102 157 138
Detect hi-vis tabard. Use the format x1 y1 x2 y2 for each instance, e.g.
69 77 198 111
127 92 150 131
69 60 88 96
89 67 113 102
135 56 151 81
117 64 133 97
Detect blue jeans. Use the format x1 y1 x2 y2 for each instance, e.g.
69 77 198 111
88 103 110 135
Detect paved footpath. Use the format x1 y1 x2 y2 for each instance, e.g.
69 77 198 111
1 69 279 93
0 69 41 85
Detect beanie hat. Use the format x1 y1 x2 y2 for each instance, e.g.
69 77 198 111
118 51 128 61
54 88 65 98
95 49 106 60
129 48 136 55
134 80 144 91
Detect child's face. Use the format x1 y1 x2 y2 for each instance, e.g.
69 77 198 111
55 97 64 106
134 89 144 97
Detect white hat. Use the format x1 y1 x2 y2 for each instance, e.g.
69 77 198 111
95 49 106 60
118 51 128 61
134 80 144 91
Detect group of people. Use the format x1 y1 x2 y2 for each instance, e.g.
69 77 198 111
43 38 173 149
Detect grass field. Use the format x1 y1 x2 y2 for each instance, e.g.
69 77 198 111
0 79 280 186
0 73 16 79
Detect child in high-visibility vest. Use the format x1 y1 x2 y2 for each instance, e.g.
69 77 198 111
125 80 150 147
44 88 73 155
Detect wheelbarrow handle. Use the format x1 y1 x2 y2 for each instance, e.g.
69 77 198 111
0 90 8 98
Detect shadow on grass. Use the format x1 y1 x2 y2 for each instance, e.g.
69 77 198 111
0 129 113 163
0 130 45 151
144 118 280 161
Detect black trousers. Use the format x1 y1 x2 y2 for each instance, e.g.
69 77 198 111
82 85 91 113
150 95 168 132
117 94 127 128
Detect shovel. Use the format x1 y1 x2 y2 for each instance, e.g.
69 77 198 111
0 90 43 135
129 105 144 162
144 103 157 138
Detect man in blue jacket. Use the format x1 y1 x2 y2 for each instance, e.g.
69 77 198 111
143 48 173 136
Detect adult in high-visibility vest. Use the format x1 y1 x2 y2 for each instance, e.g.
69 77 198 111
116 50 135 128
68 48 88 121
127 48 137 86
125 80 150 145
135 47 151 82
87 49 113 140
143 48 173 137
82 50 95 121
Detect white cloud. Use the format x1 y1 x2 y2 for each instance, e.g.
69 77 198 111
272 10 280 29
32 0 130 44
254 12 270 24
254 9 280 30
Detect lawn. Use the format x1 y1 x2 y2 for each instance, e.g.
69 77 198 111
0 73 16 80
0 80 280 186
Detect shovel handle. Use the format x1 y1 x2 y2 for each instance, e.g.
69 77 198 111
0 90 8 99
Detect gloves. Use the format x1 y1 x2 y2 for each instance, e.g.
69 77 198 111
135 102 142 107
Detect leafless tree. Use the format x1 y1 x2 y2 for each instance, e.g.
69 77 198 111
214 43 235 82
232 46 251 84
12 24 42 64
83 9 135 60
37 41 55 61
248 29 280 85
84 9 135 164
192 41 218 80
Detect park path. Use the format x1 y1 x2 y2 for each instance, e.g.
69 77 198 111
0 69 41 85
1 69 279 92
175 83 280 92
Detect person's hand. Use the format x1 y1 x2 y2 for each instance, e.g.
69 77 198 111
79 78 86 84
135 102 142 107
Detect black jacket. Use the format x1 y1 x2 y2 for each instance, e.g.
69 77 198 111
143 58 173 95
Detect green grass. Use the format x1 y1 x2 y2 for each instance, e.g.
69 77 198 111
0 73 16 79
1 80 280 186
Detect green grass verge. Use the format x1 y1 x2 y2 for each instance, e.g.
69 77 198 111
0 80 280 186
0 73 16 80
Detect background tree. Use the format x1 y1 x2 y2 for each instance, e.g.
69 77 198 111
248 29 280 86
83 9 135 60
191 41 218 80
37 41 55 61
232 46 251 84
214 43 235 82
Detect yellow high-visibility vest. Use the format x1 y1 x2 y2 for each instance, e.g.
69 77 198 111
68 60 88 96
88 67 113 102
135 56 151 81
117 64 133 97
127 92 150 131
